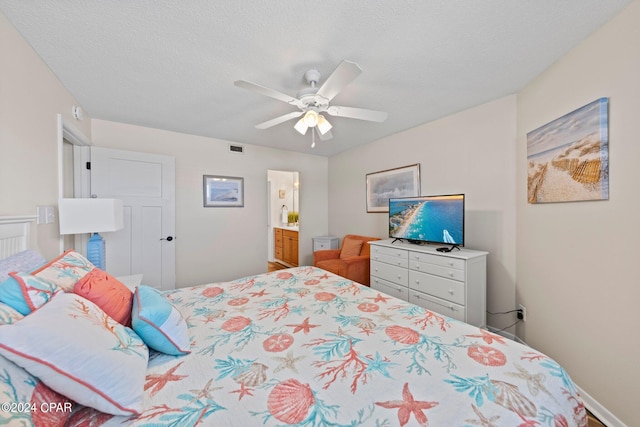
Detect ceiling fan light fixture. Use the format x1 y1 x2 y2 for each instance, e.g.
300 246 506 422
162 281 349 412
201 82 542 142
294 117 309 135
317 115 332 135
303 110 319 127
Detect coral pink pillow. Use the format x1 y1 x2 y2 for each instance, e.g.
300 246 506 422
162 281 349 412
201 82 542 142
74 269 133 326
340 239 363 259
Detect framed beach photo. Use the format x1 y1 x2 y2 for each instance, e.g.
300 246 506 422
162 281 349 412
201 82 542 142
526 98 609 204
203 175 244 207
366 164 420 213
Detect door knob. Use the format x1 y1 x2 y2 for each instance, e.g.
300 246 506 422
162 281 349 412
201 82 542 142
161 236 174 241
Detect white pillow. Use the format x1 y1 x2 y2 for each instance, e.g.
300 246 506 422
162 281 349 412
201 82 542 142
0 249 46 282
0 292 148 416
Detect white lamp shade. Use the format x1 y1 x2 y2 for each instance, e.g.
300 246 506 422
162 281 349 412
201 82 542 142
294 117 309 135
317 115 332 135
59 198 124 235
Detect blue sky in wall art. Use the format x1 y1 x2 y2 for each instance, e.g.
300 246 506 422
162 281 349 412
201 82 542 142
526 98 609 203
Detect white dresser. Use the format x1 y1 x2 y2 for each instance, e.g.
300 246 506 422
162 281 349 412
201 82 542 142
369 239 488 328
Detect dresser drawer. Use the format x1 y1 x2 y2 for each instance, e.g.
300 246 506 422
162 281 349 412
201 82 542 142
275 248 283 259
409 290 465 322
371 276 409 301
409 270 465 305
371 245 408 260
371 260 408 286
410 260 465 281
409 252 465 270
371 252 409 268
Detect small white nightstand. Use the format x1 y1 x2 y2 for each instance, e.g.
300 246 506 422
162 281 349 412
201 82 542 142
116 274 144 291
313 236 340 251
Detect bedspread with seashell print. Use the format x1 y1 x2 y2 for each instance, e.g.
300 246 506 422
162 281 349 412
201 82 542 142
31 267 590 426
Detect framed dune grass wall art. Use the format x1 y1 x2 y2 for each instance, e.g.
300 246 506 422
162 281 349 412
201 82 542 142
366 164 420 212
526 98 609 204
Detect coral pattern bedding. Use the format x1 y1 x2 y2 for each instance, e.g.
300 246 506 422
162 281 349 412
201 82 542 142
1 266 586 426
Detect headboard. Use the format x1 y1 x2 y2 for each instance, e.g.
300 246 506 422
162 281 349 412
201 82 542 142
0 216 38 259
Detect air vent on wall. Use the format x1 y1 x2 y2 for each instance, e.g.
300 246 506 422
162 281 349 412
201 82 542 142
229 144 244 154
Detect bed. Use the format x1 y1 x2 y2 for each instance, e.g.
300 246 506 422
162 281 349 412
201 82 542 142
0 217 587 426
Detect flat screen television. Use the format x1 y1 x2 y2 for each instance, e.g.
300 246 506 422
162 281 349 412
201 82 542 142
388 194 465 249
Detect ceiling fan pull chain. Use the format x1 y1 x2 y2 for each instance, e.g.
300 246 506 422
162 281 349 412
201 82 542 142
311 129 316 148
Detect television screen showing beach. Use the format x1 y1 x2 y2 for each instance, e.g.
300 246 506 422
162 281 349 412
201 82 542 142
389 195 464 244
526 98 609 203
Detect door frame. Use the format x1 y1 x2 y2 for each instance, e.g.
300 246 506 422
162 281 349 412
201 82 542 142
57 114 91 254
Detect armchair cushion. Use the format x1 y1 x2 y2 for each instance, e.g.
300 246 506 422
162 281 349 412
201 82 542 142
340 239 363 259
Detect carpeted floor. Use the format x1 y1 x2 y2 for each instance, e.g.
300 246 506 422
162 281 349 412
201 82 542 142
587 409 606 426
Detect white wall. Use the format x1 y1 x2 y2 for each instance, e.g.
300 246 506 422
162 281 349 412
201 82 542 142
328 95 518 333
91 120 328 287
516 2 640 425
0 12 92 258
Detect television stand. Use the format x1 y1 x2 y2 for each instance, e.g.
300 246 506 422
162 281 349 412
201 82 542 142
369 239 488 328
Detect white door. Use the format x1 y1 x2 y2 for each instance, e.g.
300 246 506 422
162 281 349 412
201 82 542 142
90 147 176 290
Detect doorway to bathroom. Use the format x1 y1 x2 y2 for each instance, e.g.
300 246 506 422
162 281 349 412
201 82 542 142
267 170 299 270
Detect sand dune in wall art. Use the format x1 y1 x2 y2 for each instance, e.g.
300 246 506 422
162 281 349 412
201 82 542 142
526 98 609 204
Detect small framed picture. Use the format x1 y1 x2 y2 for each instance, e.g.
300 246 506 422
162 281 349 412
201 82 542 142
203 175 244 207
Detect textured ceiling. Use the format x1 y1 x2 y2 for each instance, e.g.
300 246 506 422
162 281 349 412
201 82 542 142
0 1 632 156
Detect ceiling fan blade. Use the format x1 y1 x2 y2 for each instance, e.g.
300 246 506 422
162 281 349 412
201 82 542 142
315 60 362 102
326 105 388 122
255 111 304 129
234 80 304 108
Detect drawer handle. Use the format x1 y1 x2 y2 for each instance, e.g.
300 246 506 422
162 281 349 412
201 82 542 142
448 289 454 294
415 265 420 269
397 261 402 265
449 272 454 277
397 288 403 293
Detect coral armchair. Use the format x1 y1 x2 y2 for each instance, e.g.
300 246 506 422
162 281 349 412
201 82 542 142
313 234 380 286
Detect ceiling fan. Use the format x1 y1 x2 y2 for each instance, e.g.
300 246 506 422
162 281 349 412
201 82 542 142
234 60 388 146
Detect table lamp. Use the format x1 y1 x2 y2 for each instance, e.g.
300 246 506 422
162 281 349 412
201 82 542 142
58 198 124 270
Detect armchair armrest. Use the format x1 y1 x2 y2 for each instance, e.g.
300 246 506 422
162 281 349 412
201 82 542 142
313 249 341 264
338 256 371 286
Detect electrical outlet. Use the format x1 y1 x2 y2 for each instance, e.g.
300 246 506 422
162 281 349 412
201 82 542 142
518 304 526 322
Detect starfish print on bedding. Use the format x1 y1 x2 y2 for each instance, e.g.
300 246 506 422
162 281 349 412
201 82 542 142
272 350 306 374
287 317 319 334
375 383 438 427
369 293 392 303
466 329 507 345
466 403 501 427
230 382 254 400
188 378 222 402
249 289 268 298
145 362 188 397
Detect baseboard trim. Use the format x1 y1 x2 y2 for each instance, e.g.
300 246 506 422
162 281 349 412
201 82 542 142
490 328 627 427
577 385 627 427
